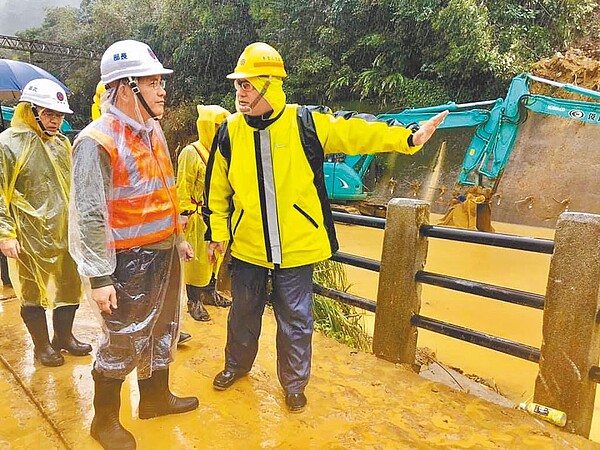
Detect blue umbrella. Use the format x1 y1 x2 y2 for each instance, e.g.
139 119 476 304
0 59 71 131
0 58 70 100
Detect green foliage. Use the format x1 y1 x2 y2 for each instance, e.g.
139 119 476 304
312 260 371 351
161 100 200 161
149 0 258 104
14 0 598 144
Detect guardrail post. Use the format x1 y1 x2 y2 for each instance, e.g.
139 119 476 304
372 198 429 364
534 212 600 437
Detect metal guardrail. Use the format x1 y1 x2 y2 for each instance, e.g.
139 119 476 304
322 211 550 363
420 225 555 254
411 315 541 362
331 211 386 229
417 222 550 361
313 213 382 310
331 252 380 272
313 284 376 313
328 207 600 430
415 270 545 310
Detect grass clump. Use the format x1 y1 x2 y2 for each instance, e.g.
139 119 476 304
313 260 371 352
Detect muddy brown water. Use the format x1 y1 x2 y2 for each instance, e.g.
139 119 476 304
335 216 600 443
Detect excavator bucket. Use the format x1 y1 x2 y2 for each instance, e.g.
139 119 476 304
475 202 494 232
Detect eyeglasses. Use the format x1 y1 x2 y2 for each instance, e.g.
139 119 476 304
145 79 166 91
233 79 254 92
40 109 65 119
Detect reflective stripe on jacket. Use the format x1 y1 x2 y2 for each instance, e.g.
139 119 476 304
75 115 178 249
204 104 419 269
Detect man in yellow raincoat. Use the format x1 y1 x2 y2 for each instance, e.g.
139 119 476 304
177 105 231 322
0 78 91 367
204 42 448 413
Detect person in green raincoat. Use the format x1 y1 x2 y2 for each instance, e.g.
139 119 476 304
0 78 91 367
177 105 231 322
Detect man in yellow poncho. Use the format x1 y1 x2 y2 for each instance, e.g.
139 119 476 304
0 78 91 367
177 105 230 322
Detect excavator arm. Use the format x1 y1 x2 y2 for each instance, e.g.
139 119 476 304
383 74 600 191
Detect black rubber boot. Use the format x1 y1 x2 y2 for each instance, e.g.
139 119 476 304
51 305 92 356
138 368 199 419
20 306 64 367
90 369 136 450
201 276 232 307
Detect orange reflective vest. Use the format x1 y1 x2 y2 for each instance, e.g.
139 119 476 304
75 115 179 249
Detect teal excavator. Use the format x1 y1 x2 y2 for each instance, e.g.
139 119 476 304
324 73 600 228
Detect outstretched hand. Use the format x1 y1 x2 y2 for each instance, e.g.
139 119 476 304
412 110 449 146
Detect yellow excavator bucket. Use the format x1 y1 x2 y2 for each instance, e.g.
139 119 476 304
439 186 495 232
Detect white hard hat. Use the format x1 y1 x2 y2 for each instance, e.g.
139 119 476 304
19 78 73 114
100 39 173 85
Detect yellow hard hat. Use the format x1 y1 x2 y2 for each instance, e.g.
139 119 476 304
226 42 287 79
91 81 106 120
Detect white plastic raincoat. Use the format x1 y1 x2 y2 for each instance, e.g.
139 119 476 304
69 103 183 379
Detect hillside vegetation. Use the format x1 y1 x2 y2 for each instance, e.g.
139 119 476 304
10 0 599 141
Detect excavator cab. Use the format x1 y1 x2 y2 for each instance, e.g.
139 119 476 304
324 153 375 200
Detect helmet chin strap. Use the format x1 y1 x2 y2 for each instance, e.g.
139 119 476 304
31 106 57 136
246 76 272 115
127 77 160 121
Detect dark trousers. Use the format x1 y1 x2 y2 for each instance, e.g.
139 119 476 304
226 257 314 394
0 253 9 285
95 247 181 380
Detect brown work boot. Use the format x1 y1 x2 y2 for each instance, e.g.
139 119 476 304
187 299 211 321
138 368 199 419
200 278 232 307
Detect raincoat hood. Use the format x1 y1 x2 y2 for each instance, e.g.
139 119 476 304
196 105 230 149
248 76 286 118
11 102 58 142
